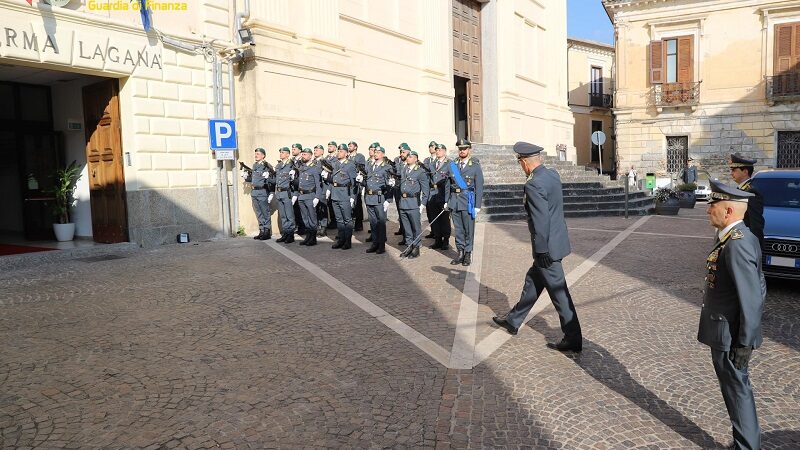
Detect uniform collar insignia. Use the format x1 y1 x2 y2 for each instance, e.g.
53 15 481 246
731 228 744 240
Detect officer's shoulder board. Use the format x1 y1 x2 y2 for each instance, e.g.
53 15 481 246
731 228 744 240
470 157 480 165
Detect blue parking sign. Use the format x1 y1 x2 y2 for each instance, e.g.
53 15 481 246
208 119 237 150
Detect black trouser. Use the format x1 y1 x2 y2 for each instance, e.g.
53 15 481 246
428 199 450 239
505 261 582 339
326 199 337 229
293 201 305 233
354 191 364 230
316 199 329 230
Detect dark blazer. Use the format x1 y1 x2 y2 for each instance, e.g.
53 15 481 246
739 179 765 248
697 222 765 351
524 165 571 261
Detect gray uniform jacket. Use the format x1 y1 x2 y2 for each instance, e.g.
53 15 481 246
364 159 393 206
250 160 273 189
348 152 367 166
297 160 324 201
697 223 765 351
398 164 430 210
274 159 294 198
448 157 484 211
429 158 451 204
330 158 357 202
525 165 571 261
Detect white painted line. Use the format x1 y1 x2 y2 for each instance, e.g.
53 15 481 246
449 223 486 369
265 241 451 367
473 215 652 367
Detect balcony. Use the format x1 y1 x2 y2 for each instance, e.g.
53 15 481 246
652 82 701 111
766 73 800 104
589 93 613 108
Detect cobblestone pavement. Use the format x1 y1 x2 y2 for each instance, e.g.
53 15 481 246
1 210 799 449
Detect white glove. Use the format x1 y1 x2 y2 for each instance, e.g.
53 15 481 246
289 169 296 177
388 178 396 187
268 194 274 203
262 171 269 177
325 190 331 200
321 169 329 178
383 201 389 212
240 172 248 179
474 208 480 216
356 174 364 183
313 198 319 207
419 205 425 214
360 187 365 197
291 195 297 205
443 202 449 210
350 198 355 207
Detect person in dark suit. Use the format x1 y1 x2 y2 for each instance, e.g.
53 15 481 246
492 142 582 352
700 179 765 450
729 153 764 248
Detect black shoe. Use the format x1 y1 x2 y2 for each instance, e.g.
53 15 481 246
492 316 518 336
462 252 472 266
408 247 420 259
276 234 287 243
399 246 413 258
425 232 435 239
394 230 403 235
298 234 310 246
284 234 295 244
366 245 377 253
253 232 263 240
440 240 450 251
306 236 317 247
546 337 583 353
341 241 352 250
332 231 344 249
399 240 406 246
450 250 464 265
366 235 373 243
430 238 442 249
297 229 306 236
376 244 386 254
260 231 271 241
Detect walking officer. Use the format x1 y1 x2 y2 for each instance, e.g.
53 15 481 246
493 142 583 353
290 143 306 236
274 147 297 243
313 144 329 236
394 143 411 241
423 141 438 238
729 152 765 248
364 146 393 255
700 179 765 450
296 148 324 246
348 141 367 232
397 150 431 259
325 143 357 249
448 138 483 266
324 141 339 230
245 147 274 240
429 143 452 250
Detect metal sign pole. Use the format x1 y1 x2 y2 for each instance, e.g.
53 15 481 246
599 143 603 176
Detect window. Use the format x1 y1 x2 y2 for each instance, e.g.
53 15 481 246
649 36 694 85
774 23 800 75
777 131 800 168
590 66 603 95
591 120 603 162
666 136 688 174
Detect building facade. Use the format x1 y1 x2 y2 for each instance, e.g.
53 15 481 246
604 0 800 180
235 0 575 233
568 37 615 175
0 0 235 247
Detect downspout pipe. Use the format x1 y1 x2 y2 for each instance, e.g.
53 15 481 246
231 0 250 234
236 0 251 44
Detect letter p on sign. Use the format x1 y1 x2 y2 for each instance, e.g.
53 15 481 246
208 119 237 150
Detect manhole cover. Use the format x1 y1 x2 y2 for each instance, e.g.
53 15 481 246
78 254 127 263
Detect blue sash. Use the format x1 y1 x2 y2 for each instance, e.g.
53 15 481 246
449 161 476 219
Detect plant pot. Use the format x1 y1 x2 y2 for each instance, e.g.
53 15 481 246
678 191 696 209
655 198 680 215
53 223 76 242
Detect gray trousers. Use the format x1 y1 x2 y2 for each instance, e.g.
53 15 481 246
276 195 295 235
299 199 318 231
452 209 475 251
333 200 353 229
366 203 387 245
505 261 582 339
251 191 271 232
711 349 760 450
400 208 422 248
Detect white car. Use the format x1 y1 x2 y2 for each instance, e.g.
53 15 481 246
694 175 711 201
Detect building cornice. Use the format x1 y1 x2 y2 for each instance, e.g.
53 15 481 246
567 38 615 57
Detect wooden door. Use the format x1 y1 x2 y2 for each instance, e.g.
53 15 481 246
452 0 482 143
82 79 128 243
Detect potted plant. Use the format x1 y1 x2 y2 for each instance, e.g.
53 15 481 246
49 161 83 242
653 186 680 215
676 182 697 208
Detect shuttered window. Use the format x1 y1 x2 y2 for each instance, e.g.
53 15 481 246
649 35 694 84
774 22 800 74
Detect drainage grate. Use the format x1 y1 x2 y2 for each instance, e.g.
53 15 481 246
78 254 127 263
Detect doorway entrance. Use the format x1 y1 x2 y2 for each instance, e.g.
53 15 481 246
452 0 482 143
0 65 128 249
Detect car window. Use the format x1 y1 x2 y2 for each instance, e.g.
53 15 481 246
752 178 800 208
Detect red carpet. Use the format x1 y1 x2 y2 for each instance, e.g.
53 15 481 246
0 244 56 256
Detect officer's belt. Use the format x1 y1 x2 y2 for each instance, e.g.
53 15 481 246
401 192 420 198
299 188 315 194
276 187 289 192
332 182 350 187
366 189 382 195
252 187 266 191
451 187 474 193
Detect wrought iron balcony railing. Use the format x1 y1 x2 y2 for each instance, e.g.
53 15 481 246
589 93 613 108
767 73 800 102
652 82 701 108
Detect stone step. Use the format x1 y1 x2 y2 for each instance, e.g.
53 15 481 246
483 196 653 215
484 192 651 206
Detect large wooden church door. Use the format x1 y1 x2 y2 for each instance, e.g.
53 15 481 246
452 0 482 143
